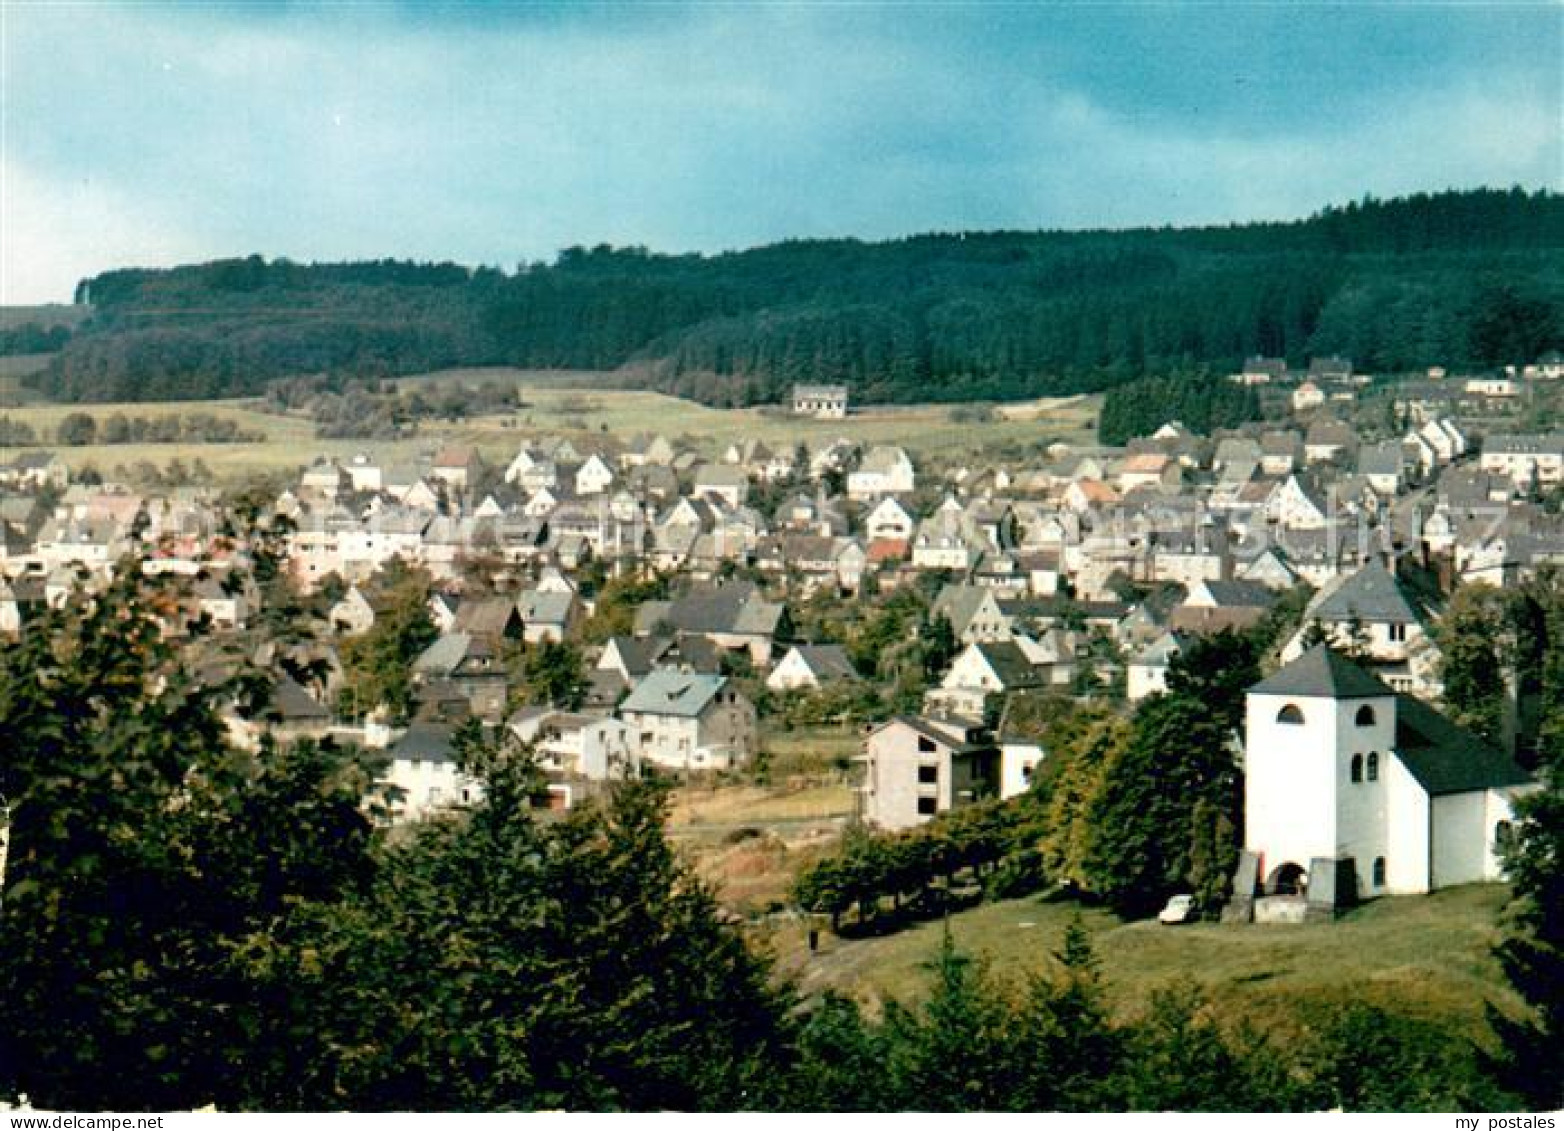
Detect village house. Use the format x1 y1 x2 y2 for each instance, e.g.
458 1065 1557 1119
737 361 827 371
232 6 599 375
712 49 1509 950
931 639 1047 718
515 588 579 643
1231 356 1288 385
0 451 69 491
858 715 1000 831
632 581 786 667
1170 578 1277 634
617 670 756 771
792 383 849 419
1304 418 1359 466
1479 433 1564 488
847 445 916 501
1127 630 1186 701
381 721 485 822
1292 381 1326 412
766 643 861 692
507 708 640 807
864 495 916 541
1282 560 1440 696
931 583 1012 643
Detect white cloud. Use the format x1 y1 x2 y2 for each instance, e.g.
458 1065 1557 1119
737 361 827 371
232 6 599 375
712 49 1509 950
0 160 213 303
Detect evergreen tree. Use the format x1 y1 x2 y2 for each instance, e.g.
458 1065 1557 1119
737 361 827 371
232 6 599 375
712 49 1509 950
0 566 382 1110
1488 753 1564 1109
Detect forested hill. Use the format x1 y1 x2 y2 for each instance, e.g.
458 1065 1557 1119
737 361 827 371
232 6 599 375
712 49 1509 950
27 188 1564 406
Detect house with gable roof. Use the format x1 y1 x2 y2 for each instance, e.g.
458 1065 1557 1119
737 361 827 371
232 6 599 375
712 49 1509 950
617 670 755 771
1282 560 1440 696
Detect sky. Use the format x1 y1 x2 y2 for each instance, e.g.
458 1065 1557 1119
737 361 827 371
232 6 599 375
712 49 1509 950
2 1 1560 304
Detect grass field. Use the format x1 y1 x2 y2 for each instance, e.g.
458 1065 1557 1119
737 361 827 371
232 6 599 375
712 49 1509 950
426 368 1102 461
768 883 1521 1043
0 304 89 330
665 724 860 913
0 371 1102 481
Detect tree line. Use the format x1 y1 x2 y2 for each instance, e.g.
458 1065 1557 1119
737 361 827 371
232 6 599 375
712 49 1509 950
51 410 267 446
28 188 1563 407
1097 369 1263 443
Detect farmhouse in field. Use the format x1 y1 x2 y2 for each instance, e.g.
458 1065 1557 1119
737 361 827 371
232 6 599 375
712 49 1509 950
792 383 849 419
1238 647 1533 917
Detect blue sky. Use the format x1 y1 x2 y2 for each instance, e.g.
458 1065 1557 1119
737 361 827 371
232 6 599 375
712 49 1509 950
3 1 1560 303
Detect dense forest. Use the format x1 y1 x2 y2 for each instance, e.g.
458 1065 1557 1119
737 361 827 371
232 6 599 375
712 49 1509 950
18 188 1564 407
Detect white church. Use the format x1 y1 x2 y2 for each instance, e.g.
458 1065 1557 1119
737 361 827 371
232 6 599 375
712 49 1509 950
1242 645 1533 909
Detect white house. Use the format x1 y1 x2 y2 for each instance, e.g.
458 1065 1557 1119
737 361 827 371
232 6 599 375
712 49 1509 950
1243 647 1532 905
858 715 999 831
1282 560 1440 696
1127 631 1186 702
1480 433 1564 488
382 722 485 822
574 453 616 496
998 740 1045 801
617 670 756 772
507 708 640 802
848 446 915 501
792 383 849 419
865 496 916 541
766 643 860 692
1292 381 1326 412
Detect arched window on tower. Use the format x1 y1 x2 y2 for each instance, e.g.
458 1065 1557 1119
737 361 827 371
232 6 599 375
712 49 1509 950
1355 704 1376 726
1350 754 1363 783
1367 752 1380 782
1373 857 1386 887
1277 704 1305 725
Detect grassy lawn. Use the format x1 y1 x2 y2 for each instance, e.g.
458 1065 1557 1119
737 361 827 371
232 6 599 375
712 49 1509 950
770 883 1522 1044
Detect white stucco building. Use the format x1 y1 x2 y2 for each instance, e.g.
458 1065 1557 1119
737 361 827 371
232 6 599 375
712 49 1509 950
617 670 756 772
1244 646 1532 903
858 716 999 831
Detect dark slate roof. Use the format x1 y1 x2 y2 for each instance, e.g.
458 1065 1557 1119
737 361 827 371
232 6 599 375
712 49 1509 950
637 582 782 638
970 641 1045 688
603 635 672 677
390 721 459 764
1200 580 1278 610
1311 561 1427 625
270 676 330 721
790 644 860 682
664 633 726 674
1394 695 1533 796
1249 646 1393 700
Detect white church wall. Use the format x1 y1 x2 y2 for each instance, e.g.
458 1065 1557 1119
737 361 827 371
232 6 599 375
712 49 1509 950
1383 756 1431 894
1431 792 1489 889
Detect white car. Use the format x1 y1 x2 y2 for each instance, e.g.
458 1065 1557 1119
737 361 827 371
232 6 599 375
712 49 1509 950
1157 894 1196 925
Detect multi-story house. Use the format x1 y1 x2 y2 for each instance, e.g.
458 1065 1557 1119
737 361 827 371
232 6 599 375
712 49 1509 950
617 670 755 771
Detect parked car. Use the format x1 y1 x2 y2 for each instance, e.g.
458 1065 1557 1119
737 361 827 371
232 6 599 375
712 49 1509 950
1157 894 1195 924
